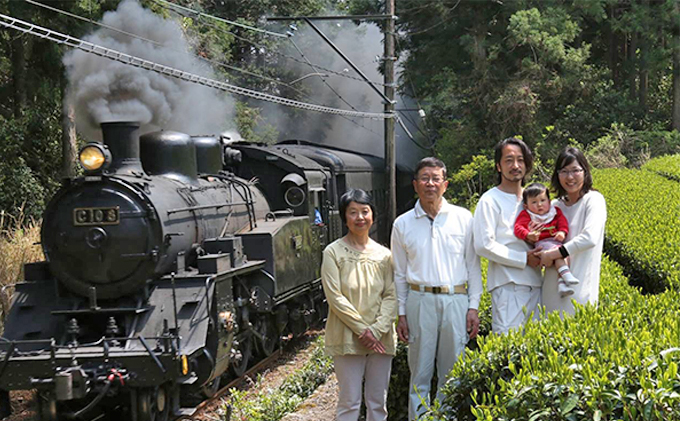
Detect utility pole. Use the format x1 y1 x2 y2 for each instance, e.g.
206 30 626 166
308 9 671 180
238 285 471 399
384 0 396 236
267 12 398 239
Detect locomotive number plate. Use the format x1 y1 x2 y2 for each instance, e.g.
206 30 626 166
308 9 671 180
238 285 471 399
73 207 120 226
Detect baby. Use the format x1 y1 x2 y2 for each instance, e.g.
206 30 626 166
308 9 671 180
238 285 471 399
514 182 579 297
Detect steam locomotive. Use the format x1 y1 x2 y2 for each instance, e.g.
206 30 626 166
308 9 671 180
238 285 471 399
0 122 413 421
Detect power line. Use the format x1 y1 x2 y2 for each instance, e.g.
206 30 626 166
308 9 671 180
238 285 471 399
28 0 382 139
153 0 287 38
24 0 304 93
0 12 393 120
156 1 388 88
287 37 382 138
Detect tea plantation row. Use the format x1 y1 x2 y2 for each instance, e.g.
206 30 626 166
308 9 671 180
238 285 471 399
642 154 680 182
594 167 680 293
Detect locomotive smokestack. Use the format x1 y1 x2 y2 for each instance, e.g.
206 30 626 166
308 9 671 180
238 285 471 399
101 122 144 175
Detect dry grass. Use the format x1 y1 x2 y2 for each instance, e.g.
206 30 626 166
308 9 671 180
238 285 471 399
0 210 43 321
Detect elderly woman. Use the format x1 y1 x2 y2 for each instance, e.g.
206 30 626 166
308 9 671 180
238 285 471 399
540 147 607 314
321 189 397 421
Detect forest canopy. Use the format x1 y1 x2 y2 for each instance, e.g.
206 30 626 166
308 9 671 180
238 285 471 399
0 0 679 219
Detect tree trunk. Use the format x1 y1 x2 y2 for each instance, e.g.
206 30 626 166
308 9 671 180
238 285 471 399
607 5 616 82
62 96 78 179
629 32 637 100
10 37 26 119
672 1 680 130
639 37 648 112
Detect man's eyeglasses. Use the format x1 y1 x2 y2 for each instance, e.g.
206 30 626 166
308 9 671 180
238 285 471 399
417 176 444 184
558 168 584 177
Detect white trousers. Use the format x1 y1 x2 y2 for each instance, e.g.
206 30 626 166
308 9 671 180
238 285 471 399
334 353 393 421
490 282 541 335
406 290 469 421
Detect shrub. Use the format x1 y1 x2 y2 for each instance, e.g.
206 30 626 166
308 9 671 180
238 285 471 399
594 168 680 292
427 257 680 421
642 154 680 182
0 213 42 325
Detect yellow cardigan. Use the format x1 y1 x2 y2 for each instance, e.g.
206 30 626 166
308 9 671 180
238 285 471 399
321 238 397 356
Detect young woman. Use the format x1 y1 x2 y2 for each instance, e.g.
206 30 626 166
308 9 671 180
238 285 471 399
321 189 397 421
539 147 607 315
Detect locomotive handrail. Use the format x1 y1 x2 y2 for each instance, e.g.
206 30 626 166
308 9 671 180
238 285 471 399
213 173 257 230
0 335 180 358
166 201 251 215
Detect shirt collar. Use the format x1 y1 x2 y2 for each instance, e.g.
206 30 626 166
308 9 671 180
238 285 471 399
414 198 451 219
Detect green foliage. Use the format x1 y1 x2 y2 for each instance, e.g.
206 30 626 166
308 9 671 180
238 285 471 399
235 102 279 144
425 257 680 421
229 336 333 421
595 168 680 293
642 154 680 182
446 155 495 208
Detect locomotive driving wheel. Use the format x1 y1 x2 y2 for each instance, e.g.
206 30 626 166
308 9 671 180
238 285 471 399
254 315 278 357
229 334 252 378
137 385 171 421
201 375 221 398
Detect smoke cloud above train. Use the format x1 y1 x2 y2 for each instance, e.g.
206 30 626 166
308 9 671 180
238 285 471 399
63 0 236 141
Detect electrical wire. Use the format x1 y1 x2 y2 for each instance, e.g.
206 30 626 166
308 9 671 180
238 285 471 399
288 37 382 138
26 0 383 140
401 0 461 36
394 35 436 149
23 0 305 94
156 1 388 88
153 0 287 38
0 12 393 119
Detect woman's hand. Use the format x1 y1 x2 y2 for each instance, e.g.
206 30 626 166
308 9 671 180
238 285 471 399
359 329 385 354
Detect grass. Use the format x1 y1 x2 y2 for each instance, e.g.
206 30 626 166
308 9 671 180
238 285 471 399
0 210 42 322
227 336 334 421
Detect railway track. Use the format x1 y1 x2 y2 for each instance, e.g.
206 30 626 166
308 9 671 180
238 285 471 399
180 330 322 421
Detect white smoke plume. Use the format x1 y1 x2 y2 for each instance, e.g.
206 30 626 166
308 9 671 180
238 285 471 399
260 21 426 169
63 0 236 141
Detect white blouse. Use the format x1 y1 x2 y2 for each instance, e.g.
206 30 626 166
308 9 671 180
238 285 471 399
542 191 607 314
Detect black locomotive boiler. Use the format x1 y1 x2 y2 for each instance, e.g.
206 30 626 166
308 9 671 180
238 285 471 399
0 122 413 421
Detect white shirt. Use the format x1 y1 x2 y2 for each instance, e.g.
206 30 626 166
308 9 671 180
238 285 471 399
473 187 542 291
391 199 483 315
543 191 607 313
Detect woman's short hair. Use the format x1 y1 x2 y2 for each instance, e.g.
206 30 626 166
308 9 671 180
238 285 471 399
551 147 594 199
338 189 376 224
414 157 447 179
522 182 549 204
494 137 534 185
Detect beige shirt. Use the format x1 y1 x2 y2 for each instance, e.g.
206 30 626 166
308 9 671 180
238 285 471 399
321 238 397 356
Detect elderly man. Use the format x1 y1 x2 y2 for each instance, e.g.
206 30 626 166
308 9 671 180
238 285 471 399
473 137 542 335
391 157 482 420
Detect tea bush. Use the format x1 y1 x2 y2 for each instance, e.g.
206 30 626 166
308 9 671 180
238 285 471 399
594 168 680 292
642 154 680 182
427 257 680 421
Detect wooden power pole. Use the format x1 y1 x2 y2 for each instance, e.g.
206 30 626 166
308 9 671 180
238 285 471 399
384 0 397 236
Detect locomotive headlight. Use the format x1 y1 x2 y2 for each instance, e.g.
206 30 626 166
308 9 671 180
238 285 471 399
79 144 111 172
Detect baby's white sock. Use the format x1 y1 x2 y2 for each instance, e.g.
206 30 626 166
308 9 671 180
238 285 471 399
557 265 580 285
